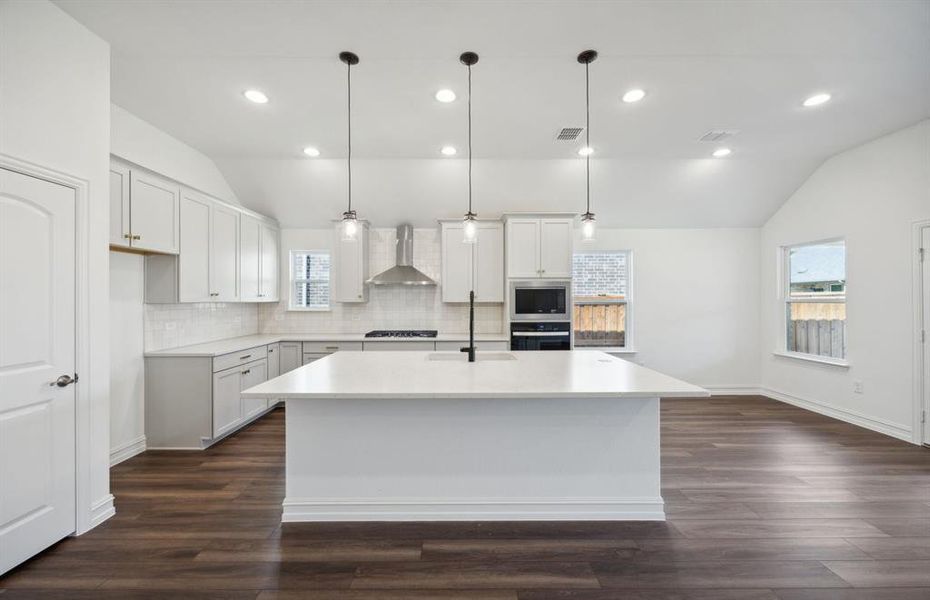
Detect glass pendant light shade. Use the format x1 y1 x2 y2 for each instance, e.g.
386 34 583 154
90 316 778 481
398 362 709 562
581 212 596 242
463 212 478 244
341 210 358 241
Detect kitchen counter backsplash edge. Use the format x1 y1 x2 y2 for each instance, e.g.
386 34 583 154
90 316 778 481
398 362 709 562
144 332 511 357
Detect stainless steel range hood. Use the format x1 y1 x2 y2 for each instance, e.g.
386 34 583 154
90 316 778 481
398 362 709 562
366 224 437 286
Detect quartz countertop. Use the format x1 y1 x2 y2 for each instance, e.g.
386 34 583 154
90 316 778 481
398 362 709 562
241 350 709 400
144 333 510 358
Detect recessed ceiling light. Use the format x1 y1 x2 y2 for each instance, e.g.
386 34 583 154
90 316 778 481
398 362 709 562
435 89 456 103
303 146 320 157
712 147 732 158
440 146 457 156
243 89 269 104
578 146 594 156
802 93 831 107
622 89 646 103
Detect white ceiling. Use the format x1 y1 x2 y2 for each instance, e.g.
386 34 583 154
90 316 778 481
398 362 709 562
57 0 930 227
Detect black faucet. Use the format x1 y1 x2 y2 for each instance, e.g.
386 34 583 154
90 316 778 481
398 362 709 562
460 290 476 362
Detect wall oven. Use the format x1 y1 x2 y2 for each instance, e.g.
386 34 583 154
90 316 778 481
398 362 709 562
510 280 571 322
510 322 571 351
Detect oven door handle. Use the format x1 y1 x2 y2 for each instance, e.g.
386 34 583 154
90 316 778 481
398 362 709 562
511 332 570 337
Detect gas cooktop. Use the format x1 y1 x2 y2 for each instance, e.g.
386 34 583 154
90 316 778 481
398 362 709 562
364 330 438 338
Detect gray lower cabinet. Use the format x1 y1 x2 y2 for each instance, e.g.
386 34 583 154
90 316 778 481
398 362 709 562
146 344 276 449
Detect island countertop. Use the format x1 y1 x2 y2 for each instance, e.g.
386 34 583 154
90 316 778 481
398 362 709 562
241 350 709 400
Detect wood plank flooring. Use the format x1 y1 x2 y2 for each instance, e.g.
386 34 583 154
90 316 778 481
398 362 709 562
2 395 929 598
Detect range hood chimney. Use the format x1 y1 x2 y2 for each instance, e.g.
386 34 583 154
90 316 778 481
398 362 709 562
366 224 437 286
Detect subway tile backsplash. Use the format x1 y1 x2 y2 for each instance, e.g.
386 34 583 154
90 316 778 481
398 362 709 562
259 227 505 335
144 302 259 352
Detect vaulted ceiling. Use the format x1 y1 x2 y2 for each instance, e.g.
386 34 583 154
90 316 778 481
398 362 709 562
57 0 930 227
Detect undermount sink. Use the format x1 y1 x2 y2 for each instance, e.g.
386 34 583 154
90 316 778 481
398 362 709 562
427 352 517 362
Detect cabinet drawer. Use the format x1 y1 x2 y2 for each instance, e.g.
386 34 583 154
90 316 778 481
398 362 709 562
302 341 363 353
363 341 435 351
213 345 268 373
435 340 509 352
302 352 330 365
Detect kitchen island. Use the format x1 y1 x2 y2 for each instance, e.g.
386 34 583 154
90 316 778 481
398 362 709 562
242 350 708 522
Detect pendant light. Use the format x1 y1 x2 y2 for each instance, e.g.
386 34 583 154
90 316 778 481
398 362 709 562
578 49 597 242
339 51 360 241
460 51 479 244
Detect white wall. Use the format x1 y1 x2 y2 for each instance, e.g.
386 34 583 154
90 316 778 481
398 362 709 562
111 104 239 204
0 0 113 528
109 252 145 464
760 120 930 442
580 228 761 391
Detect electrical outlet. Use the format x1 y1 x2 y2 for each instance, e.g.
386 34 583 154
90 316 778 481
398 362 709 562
853 381 864 394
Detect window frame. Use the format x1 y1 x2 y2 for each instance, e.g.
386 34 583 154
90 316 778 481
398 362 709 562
288 249 332 312
778 238 849 367
571 250 634 353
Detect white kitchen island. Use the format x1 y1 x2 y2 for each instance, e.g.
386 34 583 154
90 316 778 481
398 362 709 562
241 350 708 522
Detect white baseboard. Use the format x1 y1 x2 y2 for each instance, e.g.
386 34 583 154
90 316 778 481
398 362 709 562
703 385 763 396
88 494 115 529
761 387 913 442
109 435 146 466
282 497 666 522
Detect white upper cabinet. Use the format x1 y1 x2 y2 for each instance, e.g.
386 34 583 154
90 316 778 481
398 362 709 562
239 214 261 302
441 221 504 303
211 202 240 302
505 216 573 279
129 168 180 254
538 219 573 278
109 162 131 247
178 189 212 302
240 215 279 302
259 223 279 301
334 221 369 303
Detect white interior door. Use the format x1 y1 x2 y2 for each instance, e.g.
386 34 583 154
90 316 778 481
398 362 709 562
923 226 930 446
0 168 76 574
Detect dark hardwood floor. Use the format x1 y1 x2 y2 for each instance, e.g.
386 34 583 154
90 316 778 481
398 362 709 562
2 395 930 599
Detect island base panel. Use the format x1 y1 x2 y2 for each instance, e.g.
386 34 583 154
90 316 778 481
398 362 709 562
283 396 664 521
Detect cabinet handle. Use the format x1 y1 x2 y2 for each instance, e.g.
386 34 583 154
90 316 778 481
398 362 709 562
241 369 250 375
268 348 274 353
132 234 141 240
324 346 339 350
240 354 252 360
123 233 131 240
210 292 219 297
257 293 264 297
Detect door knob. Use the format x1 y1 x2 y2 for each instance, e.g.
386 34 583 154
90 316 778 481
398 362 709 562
51 374 77 387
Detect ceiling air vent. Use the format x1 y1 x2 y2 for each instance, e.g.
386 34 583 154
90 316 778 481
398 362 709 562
556 127 584 141
699 129 739 142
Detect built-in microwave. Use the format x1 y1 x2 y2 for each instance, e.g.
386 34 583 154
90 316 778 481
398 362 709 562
509 280 571 321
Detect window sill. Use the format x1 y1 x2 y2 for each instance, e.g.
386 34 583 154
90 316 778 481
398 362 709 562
577 346 636 354
772 350 849 369
286 307 331 312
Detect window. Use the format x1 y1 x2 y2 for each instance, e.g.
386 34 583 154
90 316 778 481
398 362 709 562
784 240 846 359
290 251 330 310
572 251 631 348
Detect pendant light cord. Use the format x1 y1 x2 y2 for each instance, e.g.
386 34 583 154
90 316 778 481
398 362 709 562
467 62 473 215
585 60 590 216
347 60 352 214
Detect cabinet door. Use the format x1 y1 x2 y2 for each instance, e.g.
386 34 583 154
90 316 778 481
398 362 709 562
302 352 329 365
129 170 180 254
178 190 211 302
260 224 279 301
335 226 367 303
265 343 280 409
539 219 573 278
279 342 301 373
474 222 504 302
109 162 131 246
240 360 268 420
507 219 541 278
239 215 261 302
212 367 242 438
211 203 239 302
441 223 473 303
